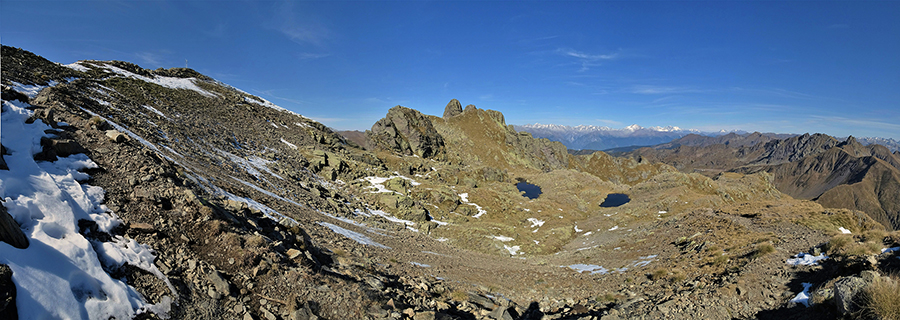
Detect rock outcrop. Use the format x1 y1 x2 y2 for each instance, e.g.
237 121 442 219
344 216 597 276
366 106 445 158
443 99 462 118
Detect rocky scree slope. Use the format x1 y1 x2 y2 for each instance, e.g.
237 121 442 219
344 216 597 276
2 45 899 320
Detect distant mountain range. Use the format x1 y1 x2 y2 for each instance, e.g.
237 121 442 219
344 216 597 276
513 123 709 151
515 123 900 153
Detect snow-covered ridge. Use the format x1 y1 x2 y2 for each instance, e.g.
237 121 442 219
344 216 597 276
69 61 219 98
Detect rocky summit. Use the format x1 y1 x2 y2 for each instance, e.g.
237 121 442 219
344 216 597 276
1 45 899 320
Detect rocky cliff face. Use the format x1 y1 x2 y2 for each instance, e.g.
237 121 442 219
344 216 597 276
366 106 446 159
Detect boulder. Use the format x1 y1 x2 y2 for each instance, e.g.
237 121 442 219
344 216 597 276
833 276 867 315
0 144 7 171
207 270 232 297
443 99 462 118
105 130 128 143
366 106 445 158
0 264 17 319
384 177 410 194
0 206 28 249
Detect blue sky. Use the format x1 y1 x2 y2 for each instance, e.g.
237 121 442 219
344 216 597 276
2 1 899 139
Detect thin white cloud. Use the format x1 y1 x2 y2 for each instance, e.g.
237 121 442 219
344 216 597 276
808 115 900 132
296 52 331 60
556 48 619 72
594 119 622 126
630 85 703 95
271 1 332 46
135 51 165 67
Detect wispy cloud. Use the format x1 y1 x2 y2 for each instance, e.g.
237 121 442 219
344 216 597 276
630 85 703 95
204 23 228 39
251 89 308 105
271 1 332 46
808 116 900 132
594 119 622 126
556 48 619 72
134 51 171 67
296 52 331 60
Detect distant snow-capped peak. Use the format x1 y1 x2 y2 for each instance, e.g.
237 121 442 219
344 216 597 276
520 123 697 133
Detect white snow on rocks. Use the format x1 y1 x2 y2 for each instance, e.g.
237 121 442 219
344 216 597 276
786 253 828 266
527 218 545 228
8 80 60 98
94 62 218 98
1 99 174 319
142 105 170 120
492 235 515 242
64 62 91 72
317 222 390 249
566 264 610 275
458 193 487 218
608 225 619 231
504 245 521 255
281 138 298 150
790 282 813 307
361 175 421 194
838 227 852 234
215 148 284 181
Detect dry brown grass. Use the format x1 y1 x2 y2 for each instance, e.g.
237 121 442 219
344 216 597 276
861 273 900 320
649 268 668 281
449 290 469 302
750 243 776 259
825 235 853 254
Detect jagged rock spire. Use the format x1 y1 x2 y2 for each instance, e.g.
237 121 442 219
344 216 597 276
443 99 463 118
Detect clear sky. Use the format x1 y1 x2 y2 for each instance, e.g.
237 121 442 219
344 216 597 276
2 1 899 139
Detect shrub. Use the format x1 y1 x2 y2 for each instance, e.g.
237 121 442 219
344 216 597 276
862 229 887 243
649 268 668 281
825 235 852 254
750 243 776 259
449 290 468 302
861 274 900 320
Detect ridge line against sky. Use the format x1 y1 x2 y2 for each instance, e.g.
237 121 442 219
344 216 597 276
1 0 898 139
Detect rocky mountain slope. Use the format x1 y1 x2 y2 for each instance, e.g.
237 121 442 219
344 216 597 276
620 132 900 231
2 45 899 320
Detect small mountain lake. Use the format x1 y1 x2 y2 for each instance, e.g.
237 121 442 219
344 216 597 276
600 193 630 207
516 181 542 199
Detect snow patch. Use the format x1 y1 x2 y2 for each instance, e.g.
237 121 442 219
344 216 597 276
527 218 545 228
790 283 813 307
280 138 297 149
318 222 390 249
493 235 514 242
0 99 173 319
99 63 218 98
838 227 852 234
786 253 828 266
566 264 610 275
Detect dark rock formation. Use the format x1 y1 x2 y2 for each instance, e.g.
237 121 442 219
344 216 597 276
0 206 28 249
366 106 445 158
0 264 16 320
443 99 462 118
